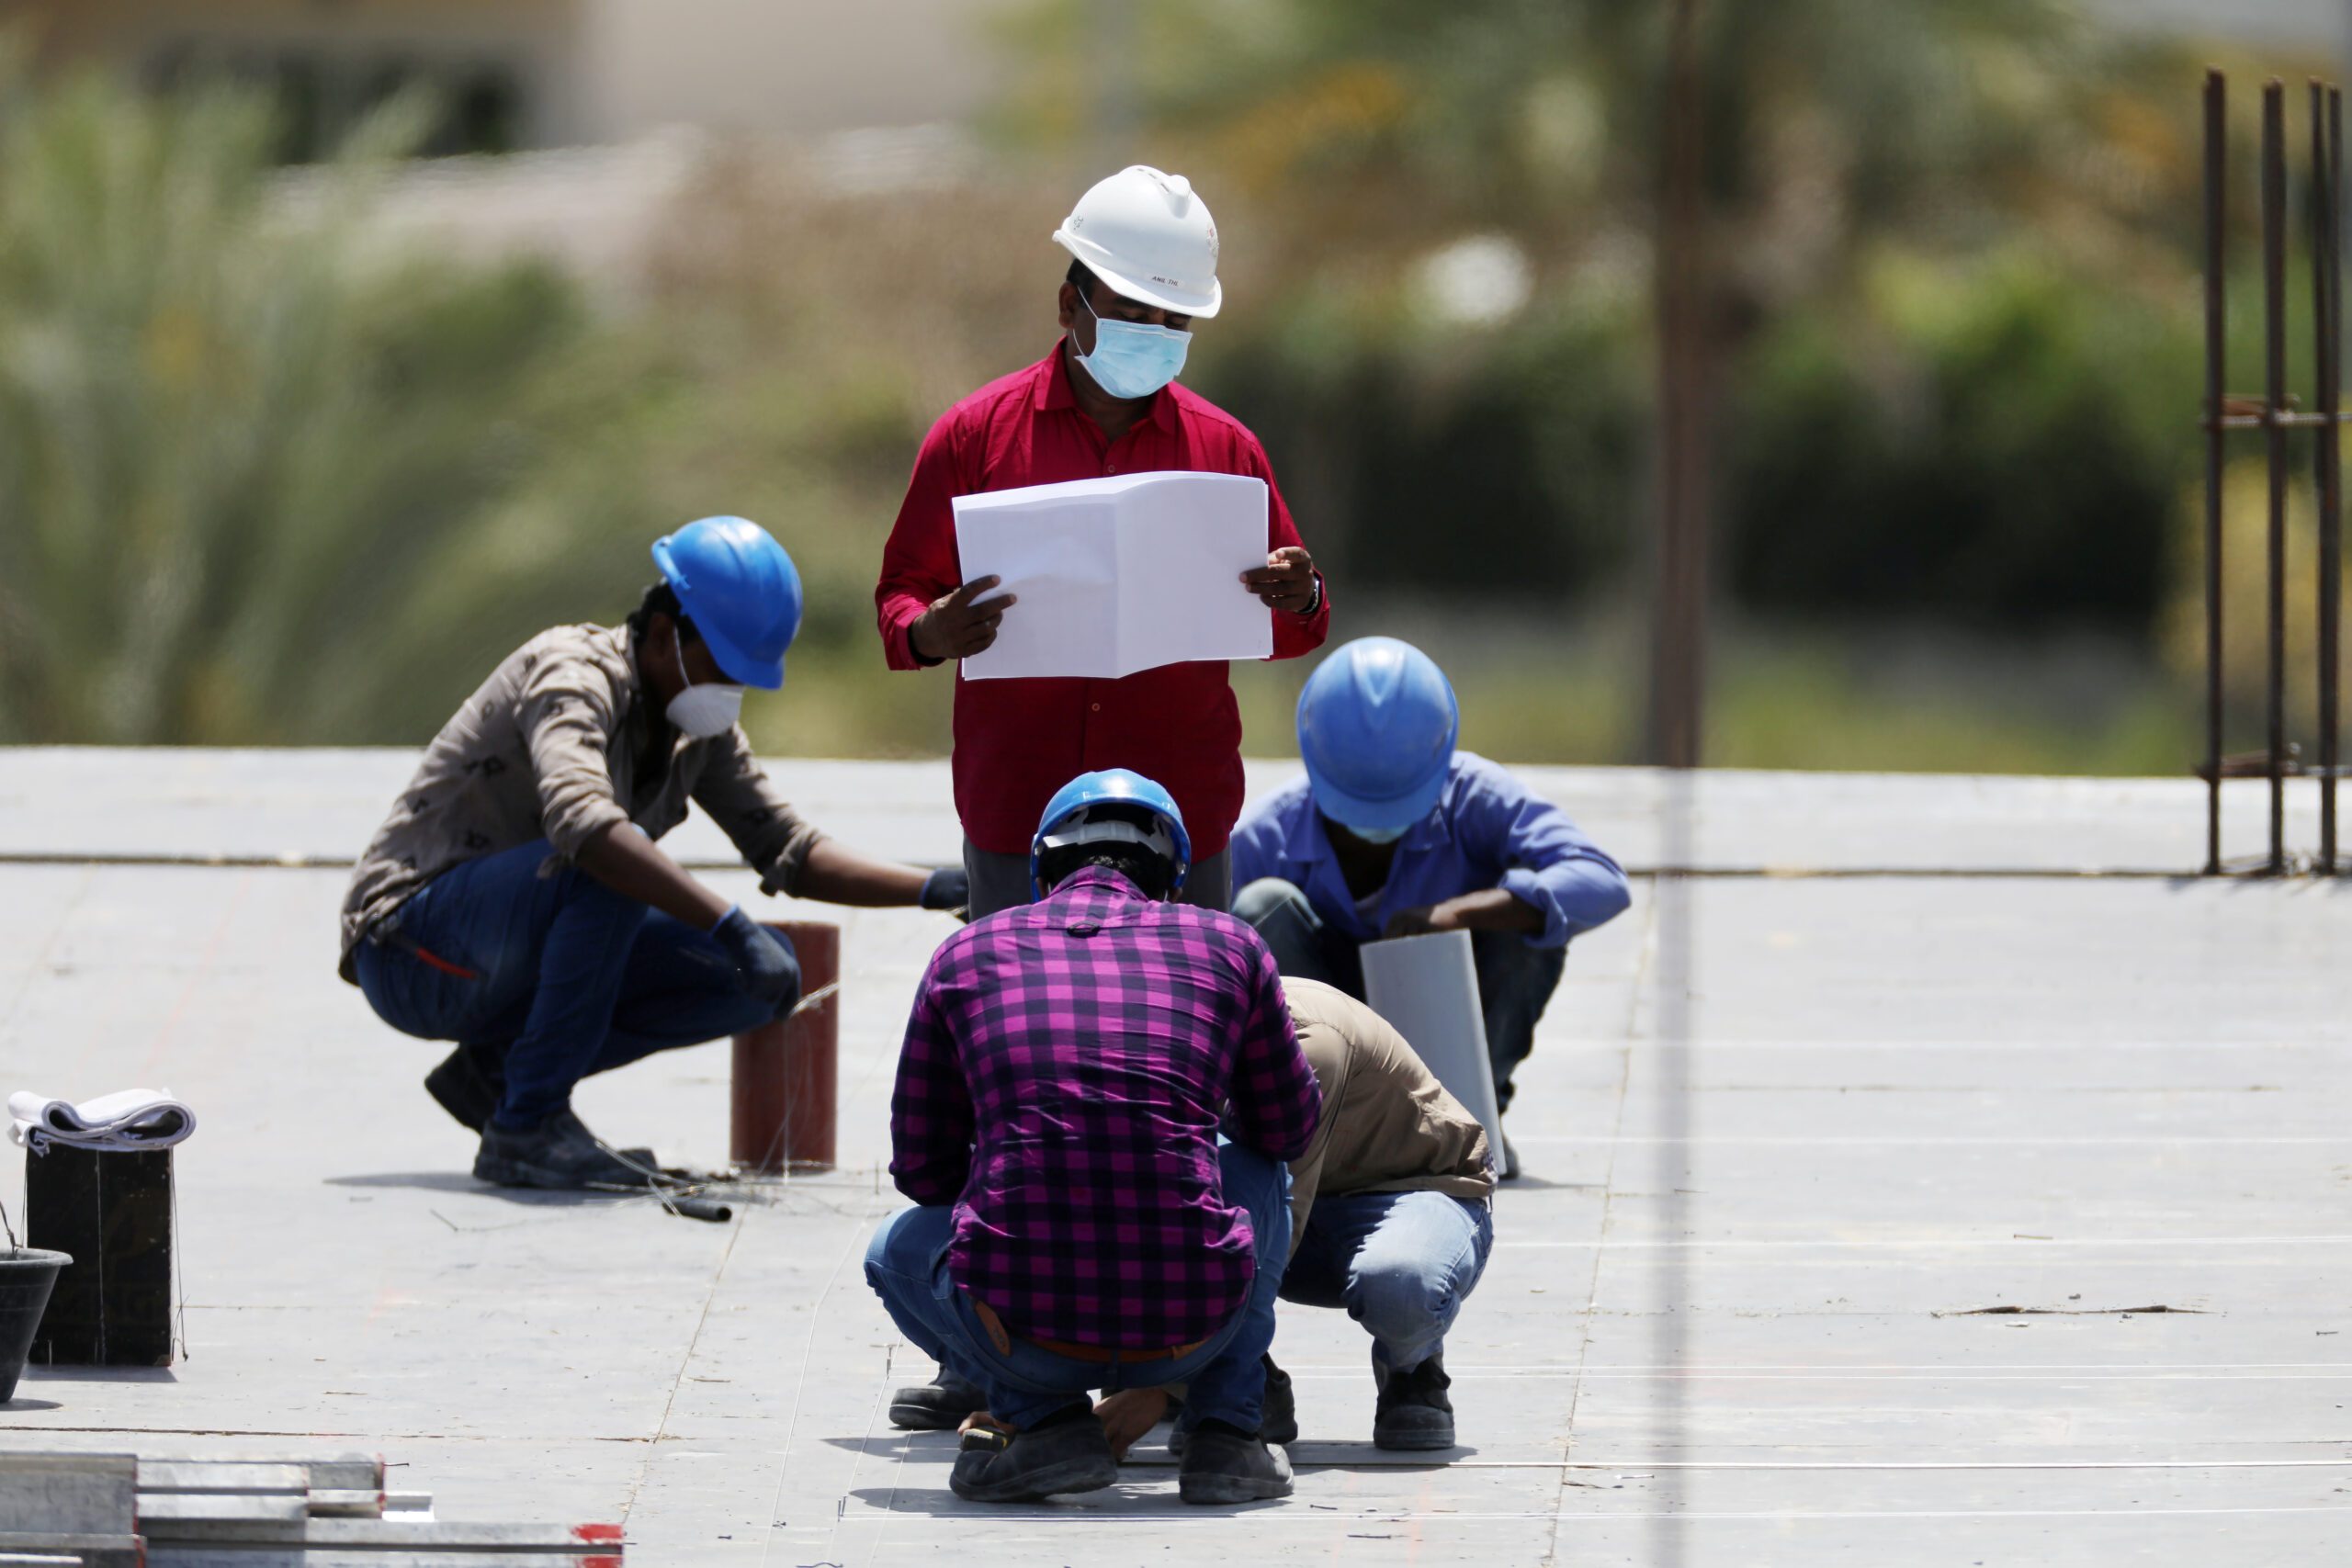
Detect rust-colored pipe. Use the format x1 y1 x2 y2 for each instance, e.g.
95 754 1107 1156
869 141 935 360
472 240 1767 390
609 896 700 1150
730 920 839 1173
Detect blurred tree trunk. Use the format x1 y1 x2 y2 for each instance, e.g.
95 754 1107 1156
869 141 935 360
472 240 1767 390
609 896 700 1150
1647 0 1713 769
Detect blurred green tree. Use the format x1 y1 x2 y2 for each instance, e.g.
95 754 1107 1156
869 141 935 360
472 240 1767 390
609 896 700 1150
1729 248 2197 632
989 0 2208 627
997 0 2169 284
0 57 659 744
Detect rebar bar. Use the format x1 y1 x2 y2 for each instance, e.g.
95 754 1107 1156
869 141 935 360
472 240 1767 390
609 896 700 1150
2204 70 2226 875
2322 87 2344 870
2202 72 2346 876
2264 81 2289 874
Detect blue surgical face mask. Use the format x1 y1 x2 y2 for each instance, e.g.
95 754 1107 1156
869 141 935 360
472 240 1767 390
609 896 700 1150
1345 822 1408 844
1072 291 1191 400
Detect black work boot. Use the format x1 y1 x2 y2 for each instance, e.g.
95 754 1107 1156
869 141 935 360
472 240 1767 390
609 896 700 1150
443 1061 658 1166
1177 1418 1293 1505
1260 1354 1297 1445
948 1405 1117 1502
424 1043 504 1131
1373 1355 1455 1450
1169 1356 1290 1458
889 1368 986 1430
473 1108 657 1190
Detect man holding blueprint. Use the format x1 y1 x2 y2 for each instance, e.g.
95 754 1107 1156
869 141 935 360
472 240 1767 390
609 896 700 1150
874 164 1330 919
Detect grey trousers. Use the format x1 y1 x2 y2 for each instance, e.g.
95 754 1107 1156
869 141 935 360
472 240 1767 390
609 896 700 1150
962 840 1233 921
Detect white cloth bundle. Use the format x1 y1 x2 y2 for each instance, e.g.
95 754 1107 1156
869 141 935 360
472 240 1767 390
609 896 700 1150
7 1088 197 1156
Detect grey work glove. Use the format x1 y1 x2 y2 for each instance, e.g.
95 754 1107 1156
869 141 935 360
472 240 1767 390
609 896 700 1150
711 906 798 1010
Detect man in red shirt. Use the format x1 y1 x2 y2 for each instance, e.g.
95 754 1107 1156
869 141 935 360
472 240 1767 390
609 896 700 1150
875 164 1331 919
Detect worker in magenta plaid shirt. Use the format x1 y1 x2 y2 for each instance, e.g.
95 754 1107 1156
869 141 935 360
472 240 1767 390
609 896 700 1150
864 769 1321 1506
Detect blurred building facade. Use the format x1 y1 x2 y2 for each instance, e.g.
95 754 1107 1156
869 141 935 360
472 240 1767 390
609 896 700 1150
12 0 1006 153
2096 0 2348 53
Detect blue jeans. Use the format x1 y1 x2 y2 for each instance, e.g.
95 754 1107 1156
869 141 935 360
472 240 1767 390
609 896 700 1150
864 1142 1291 1431
353 839 795 1128
1280 1190 1494 1371
1232 877 1566 1111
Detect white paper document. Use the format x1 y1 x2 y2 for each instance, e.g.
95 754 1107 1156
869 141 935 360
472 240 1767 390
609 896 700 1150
1360 931 1506 1164
953 471 1272 681
8 1087 198 1156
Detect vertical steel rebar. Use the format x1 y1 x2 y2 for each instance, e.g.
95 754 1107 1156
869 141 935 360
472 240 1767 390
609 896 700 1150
2311 82 2328 863
2204 71 2227 875
2322 88 2345 872
2264 82 2290 874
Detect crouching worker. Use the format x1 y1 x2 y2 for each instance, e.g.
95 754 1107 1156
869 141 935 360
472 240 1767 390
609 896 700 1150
1095 977 1495 1455
339 517 965 1190
1231 637 1630 1175
863 770 1321 1506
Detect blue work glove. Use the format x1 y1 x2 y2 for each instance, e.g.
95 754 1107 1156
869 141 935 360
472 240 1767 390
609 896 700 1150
919 866 969 914
711 906 798 1010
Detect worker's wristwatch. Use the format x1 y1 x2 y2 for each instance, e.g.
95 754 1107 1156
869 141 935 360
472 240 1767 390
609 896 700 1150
1301 572 1324 616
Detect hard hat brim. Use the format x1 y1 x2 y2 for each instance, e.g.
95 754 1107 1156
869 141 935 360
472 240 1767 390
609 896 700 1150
693 615 786 691
1054 230 1222 319
1306 766 1448 837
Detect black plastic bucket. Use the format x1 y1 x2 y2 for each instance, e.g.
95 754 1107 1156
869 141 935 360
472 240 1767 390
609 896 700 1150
0 1248 71 1404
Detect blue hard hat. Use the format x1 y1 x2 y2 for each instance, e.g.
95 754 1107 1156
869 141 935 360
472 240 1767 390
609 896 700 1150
1296 637 1460 833
650 516 802 690
1030 768 1193 898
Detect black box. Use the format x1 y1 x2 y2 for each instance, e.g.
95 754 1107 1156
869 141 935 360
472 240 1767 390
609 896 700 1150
24 1147 175 1367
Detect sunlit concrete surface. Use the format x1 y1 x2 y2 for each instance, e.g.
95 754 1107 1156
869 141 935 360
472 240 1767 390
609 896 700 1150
0 745 2324 873
1 750 2346 1565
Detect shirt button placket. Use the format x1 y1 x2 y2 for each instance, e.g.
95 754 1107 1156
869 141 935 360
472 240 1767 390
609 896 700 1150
1087 435 1124 757
1083 682 1104 766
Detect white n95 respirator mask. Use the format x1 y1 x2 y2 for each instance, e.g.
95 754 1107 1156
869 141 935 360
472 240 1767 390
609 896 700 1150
667 627 745 739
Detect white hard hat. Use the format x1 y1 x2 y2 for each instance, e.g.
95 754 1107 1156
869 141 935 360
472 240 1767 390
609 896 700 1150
1052 165 1223 319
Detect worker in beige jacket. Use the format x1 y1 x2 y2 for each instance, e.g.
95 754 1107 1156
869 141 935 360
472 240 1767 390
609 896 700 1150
1093 977 1495 1452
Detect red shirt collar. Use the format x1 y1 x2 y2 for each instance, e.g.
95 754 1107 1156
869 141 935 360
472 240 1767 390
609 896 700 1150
1035 337 1176 434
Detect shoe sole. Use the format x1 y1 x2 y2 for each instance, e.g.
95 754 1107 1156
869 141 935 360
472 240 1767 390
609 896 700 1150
1178 1472 1294 1505
472 1156 580 1190
1373 1426 1456 1450
950 1455 1117 1503
888 1401 968 1431
472 1155 652 1190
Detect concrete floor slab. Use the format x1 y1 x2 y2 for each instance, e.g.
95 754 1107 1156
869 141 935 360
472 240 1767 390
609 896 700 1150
3 746 2338 875
0 754 2346 1564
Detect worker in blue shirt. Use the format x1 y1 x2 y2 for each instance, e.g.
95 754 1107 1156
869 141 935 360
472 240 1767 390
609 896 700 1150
1230 637 1630 1176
